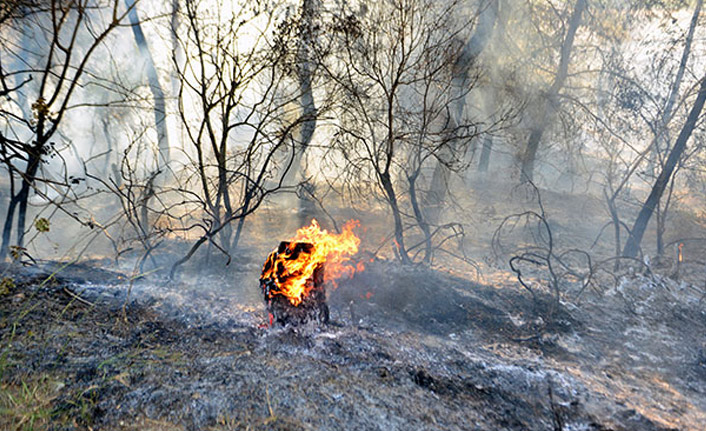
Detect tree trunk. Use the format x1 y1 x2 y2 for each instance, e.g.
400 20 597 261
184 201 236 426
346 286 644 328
170 0 184 153
1 148 41 259
478 135 493 172
125 0 170 172
379 170 410 264
231 192 251 252
408 172 432 263
294 0 319 222
215 152 234 251
623 74 706 258
15 151 41 249
520 0 586 182
427 0 498 223
297 0 317 151
281 0 318 194
604 189 621 271
1 108 46 259
652 0 701 255
0 194 18 259
657 0 701 148
520 124 546 182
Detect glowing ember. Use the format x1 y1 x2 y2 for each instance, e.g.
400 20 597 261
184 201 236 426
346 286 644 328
260 219 361 307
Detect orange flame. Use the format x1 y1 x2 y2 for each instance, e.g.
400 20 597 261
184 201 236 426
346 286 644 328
261 219 361 306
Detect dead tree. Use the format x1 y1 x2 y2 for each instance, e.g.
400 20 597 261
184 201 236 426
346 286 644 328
623 74 706 258
426 0 498 224
651 0 702 256
167 0 326 277
125 0 170 174
277 0 321 225
324 0 475 264
492 182 592 321
0 0 139 259
519 0 586 182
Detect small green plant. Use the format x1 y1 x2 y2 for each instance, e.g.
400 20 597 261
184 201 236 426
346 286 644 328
9 246 25 262
0 375 63 430
0 278 14 296
34 218 50 233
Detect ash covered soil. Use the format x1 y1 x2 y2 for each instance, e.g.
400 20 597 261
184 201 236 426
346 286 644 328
1 259 705 430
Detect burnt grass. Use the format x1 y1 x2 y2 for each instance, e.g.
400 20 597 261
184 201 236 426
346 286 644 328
1 260 705 430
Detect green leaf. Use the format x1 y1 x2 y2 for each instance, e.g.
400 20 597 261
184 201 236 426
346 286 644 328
35 218 50 233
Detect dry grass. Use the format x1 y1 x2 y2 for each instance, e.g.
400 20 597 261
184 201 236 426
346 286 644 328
0 374 64 431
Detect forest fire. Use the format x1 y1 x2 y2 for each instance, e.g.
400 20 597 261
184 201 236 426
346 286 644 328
260 219 361 325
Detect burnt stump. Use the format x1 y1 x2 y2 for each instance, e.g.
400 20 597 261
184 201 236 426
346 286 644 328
260 241 329 326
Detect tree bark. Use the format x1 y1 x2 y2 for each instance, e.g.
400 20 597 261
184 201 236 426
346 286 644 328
653 0 701 254
15 150 41 248
282 0 318 194
623 74 706 258
125 0 170 172
379 170 410 264
520 0 586 182
0 194 18 258
426 0 498 223
297 0 317 152
1 117 45 259
478 136 493 172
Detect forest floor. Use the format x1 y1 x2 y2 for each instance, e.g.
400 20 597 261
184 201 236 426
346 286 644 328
2 179 706 430
0 256 705 431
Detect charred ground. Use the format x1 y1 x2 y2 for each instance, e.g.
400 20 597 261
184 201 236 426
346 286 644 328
1 258 704 431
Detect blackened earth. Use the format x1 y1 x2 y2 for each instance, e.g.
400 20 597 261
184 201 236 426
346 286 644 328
1 260 704 430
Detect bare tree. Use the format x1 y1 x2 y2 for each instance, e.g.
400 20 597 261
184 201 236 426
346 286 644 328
0 0 139 260
125 0 170 173
323 0 475 264
623 74 706 258
426 0 499 224
519 0 587 182
275 0 322 225
166 0 327 277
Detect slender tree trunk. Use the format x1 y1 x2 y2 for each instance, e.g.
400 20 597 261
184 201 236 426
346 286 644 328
125 0 170 172
101 116 113 176
657 0 701 147
604 189 621 271
1 107 46 259
125 0 170 248
657 175 677 257
427 0 498 223
653 0 701 255
623 74 706 258
15 151 41 249
297 0 317 151
656 204 664 256
293 0 319 222
379 170 410 264
231 192 251 252
408 172 432 263
215 152 233 251
1 28 33 255
478 136 493 172
1 145 42 258
521 122 547 182
170 0 183 153
282 0 318 195
0 195 18 259
520 0 586 182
